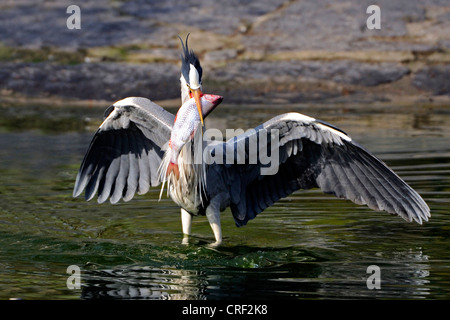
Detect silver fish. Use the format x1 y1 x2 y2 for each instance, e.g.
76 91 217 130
164 94 223 179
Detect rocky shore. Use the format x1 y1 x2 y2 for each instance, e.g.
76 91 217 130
0 0 449 106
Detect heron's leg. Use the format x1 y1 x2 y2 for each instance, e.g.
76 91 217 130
181 208 192 245
206 202 222 247
181 208 192 235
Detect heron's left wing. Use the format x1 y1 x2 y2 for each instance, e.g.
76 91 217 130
73 97 174 203
206 112 429 227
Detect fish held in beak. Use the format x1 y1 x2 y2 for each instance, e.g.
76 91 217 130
165 94 223 179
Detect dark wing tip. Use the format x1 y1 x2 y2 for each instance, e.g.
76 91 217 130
321 138 431 225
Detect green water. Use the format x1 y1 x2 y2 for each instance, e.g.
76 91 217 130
0 101 449 299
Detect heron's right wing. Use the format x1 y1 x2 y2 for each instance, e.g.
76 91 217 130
206 112 429 227
73 97 174 203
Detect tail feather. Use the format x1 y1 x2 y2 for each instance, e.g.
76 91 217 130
157 147 172 200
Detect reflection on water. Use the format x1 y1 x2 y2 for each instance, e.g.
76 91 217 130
0 101 449 299
80 246 432 300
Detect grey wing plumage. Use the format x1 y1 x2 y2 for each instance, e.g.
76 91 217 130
73 97 174 203
208 112 430 226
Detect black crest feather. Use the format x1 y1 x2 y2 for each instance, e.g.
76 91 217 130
178 33 203 85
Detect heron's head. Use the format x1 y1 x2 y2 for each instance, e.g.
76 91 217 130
179 34 204 126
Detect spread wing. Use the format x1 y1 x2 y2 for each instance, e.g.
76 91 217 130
207 112 430 226
73 97 174 203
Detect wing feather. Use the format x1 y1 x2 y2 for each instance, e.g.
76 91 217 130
210 112 430 226
73 97 173 203
124 130 140 202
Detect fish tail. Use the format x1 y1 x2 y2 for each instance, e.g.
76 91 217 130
167 162 180 179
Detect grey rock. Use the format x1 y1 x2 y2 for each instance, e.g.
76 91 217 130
119 0 287 36
210 60 410 86
0 62 179 101
0 0 448 103
413 65 450 95
245 0 441 53
0 0 172 49
204 49 238 62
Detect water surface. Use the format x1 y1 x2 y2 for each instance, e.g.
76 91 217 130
0 101 449 299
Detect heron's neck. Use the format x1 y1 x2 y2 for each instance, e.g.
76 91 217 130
180 76 190 105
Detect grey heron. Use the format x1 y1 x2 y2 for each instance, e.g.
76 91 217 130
73 36 430 246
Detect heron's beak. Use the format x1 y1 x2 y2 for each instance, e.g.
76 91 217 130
191 88 204 126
